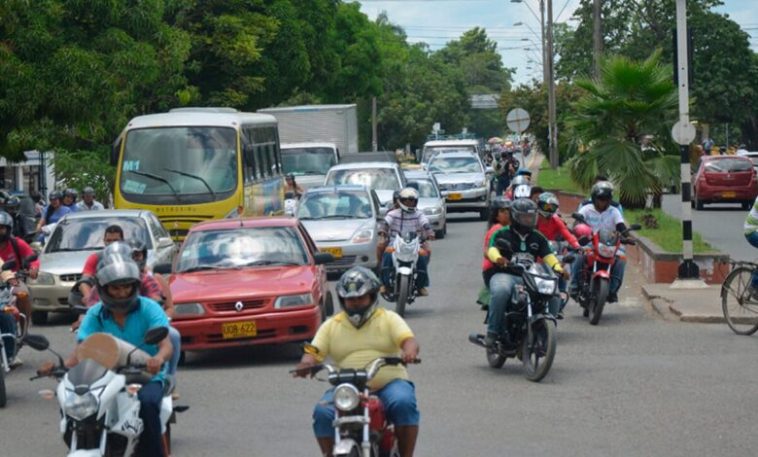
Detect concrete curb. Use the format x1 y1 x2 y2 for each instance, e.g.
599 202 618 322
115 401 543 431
641 283 726 324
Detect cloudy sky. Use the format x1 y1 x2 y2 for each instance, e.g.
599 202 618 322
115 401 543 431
355 0 758 86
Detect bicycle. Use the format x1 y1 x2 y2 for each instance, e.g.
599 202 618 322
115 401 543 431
721 260 758 335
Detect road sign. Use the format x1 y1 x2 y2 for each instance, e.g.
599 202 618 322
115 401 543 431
671 120 696 145
506 108 530 133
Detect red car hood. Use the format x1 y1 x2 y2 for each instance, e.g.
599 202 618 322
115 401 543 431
170 266 316 303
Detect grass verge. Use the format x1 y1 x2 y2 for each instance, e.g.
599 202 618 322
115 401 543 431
625 208 715 254
536 159 583 194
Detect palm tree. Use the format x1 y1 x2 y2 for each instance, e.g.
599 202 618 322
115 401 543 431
567 50 680 207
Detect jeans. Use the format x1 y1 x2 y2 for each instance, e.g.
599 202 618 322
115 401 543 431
570 254 626 295
0 312 16 362
313 379 419 438
381 252 429 289
167 326 181 375
137 381 166 457
487 273 522 337
495 176 510 195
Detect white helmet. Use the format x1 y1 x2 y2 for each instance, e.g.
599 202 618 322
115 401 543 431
513 184 532 199
397 187 419 213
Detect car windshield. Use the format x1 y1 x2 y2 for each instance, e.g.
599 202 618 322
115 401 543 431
121 127 239 200
297 190 373 220
423 146 475 162
428 156 482 173
176 227 308 272
281 148 337 175
325 168 400 190
704 158 753 172
46 217 151 253
412 179 439 198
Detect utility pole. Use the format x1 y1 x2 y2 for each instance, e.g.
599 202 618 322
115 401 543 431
592 0 602 77
371 96 378 152
540 0 547 89
546 0 558 169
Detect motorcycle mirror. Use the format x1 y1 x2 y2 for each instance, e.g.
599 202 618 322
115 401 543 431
144 326 169 345
629 223 642 231
578 236 591 246
1 260 15 271
571 212 586 223
152 262 172 275
21 254 38 269
494 238 513 256
24 334 50 351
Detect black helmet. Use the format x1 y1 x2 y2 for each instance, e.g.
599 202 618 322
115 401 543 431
4 196 20 213
490 196 511 210
95 254 141 314
128 238 148 270
590 181 614 205
48 190 62 201
0 211 12 242
82 186 95 196
510 198 538 233
335 266 381 328
64 188 78 201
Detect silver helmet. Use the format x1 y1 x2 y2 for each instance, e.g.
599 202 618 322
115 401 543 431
0 211 13 242
95 254 141 314
335 266 381 328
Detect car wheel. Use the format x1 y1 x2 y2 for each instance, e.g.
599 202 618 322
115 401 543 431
479 208 490 221
694 193 704 210
435 224 446 239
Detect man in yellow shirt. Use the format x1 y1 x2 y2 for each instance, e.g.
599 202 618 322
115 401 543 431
294 266 420 457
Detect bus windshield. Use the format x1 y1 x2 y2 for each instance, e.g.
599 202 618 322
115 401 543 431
281 148 337 176
120 127 238 204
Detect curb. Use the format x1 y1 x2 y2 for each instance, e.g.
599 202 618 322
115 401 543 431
640 284 726 324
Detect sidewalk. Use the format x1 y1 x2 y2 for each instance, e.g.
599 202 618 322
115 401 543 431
641 283 724 323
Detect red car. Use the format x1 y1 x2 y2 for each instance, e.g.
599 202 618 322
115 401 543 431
692 156 758 210
165 217 334 358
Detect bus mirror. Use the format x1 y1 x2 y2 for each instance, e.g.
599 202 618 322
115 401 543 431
111 136 122 166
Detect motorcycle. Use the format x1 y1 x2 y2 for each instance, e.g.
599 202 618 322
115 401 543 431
469 248 558 382
571 213 640 325
292 356 419 457
25 327 187 457
381 233 427 317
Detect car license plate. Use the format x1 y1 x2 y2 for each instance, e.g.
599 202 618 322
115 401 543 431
321 247 343 258
447 193 463 201
222 321 257 339
722 191 737 198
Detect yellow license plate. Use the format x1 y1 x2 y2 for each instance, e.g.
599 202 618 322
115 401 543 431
221 321 257 339
447 193 463 201
321 247 343 258
722 191 737 198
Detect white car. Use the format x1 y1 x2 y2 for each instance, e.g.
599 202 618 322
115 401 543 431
427 152 490 221
404 170 447 238
324 161 407 213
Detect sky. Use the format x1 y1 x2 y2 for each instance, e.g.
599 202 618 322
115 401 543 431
355 0 758 86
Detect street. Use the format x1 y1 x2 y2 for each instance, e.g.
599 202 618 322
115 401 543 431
1 213 758 456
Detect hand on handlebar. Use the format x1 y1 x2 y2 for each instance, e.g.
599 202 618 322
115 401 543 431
291 361 318 378
496 257 508 267
146 356 164 375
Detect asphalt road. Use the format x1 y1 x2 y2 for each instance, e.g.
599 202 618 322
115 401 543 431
661 194 754 261
2 212 758 456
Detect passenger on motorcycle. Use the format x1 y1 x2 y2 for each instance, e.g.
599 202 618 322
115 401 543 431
40 255 172 457
504 175 530 200
380 187 434 296
569 181 629 303
536 193 580 250
62 188 79 212
77 225 125 301
484 199 567 347
75 186 105 211
294 267 420 457
482 197 511 287
35 190 71 235
493 151 517 195
0 211 39 341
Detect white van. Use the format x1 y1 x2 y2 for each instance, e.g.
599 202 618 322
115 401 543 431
280 142 340 190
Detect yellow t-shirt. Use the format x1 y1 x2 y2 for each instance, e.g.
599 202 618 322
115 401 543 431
310 307 414 390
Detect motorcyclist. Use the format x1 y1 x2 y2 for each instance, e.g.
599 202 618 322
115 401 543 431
0 211 39 337
62 188 79 212
481 197 511 294
0 268 25 368
493 151 517 195
569 181 630 304
39 254 172 457
484 198 567 346
36 190 71 235
293 266 420 457
380 187 434 296
75 186 104 211
504 175 530 200
4 196 36 242
577 176 623 213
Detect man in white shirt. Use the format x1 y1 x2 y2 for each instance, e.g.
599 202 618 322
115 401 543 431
75 187 105 211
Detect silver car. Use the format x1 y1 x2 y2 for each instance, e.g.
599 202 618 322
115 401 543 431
404 171 448 239
427 152 490 221
27 210 178 324
324 161 407 213
297 185 382 276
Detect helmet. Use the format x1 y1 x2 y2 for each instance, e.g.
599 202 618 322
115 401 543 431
490 196 511 210
590 181 614 204
128 238 148 270
574 222 593 245
335 266 381 328
537 192 560 217
0 211 13 242
510 198 538 233
82 186 95 196
513 184 531 199
510 175 529 188
64 188 78 201
95 254 141 314
48 190 62 201
100 241 133 262
516 168 533 177
397 187 419 213
4 196 20 213
392 190 401 205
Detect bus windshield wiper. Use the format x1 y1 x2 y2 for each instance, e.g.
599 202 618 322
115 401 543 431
127 170 181 201
163 168 216 200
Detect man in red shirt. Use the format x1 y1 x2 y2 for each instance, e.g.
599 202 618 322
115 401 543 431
535 193 580 249
78 225 124 299
0 211 39 328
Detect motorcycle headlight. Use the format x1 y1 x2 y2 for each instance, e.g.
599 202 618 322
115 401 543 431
423 207 442 216
351 229 374 244
274 293 313 309
334 384 361 412
534 277 558 295
396 243 417 262
64 392 99 421
30 272 55 286
597 244 616 258
174 302 206 317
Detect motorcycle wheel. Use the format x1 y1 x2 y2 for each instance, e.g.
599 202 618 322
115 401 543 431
0 362 6 408
395 275 409 317
589 278 610 326
522 319 556 383
486 346 506 369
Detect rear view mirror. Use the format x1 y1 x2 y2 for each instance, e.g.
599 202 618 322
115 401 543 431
144 326 169 345
572 212 586 223
24 334 50 351
628 224 642 231
22 254 38 269
1 260 15 271
157 237 174 249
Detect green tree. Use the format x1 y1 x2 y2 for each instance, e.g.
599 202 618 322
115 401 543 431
567 51 679 207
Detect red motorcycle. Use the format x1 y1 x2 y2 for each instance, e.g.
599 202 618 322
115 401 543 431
294 357 419 457
572 214 639 325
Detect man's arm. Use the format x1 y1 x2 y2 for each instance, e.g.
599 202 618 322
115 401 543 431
554 216 580 249
400 337 419 364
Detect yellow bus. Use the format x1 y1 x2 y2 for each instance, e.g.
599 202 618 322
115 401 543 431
112 108 285 240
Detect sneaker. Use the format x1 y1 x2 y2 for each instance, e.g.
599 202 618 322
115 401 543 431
608 292 618 303
379 285 387 294
484 333 498 348
417 287 429 297
556 312 564 320
9 356 22 369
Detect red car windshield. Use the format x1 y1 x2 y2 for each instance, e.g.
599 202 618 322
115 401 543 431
704 158 752 172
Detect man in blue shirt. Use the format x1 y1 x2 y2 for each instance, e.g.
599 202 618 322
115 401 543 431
43 254 172 457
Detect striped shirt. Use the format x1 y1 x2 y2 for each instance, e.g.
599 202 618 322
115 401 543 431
383 208 434 241
744 197 758 235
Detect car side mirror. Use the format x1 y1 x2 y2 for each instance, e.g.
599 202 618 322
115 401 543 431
157 237 174 249
314 253 334 265
152 262 172 275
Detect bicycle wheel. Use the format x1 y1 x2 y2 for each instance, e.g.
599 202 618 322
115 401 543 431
721 266 758 335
